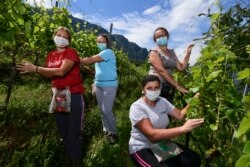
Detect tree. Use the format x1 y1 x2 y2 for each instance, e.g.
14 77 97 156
206 4 250 70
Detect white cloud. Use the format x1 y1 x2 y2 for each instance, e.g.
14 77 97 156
72 12 84 19
25 0 219 65
143 5 161 15
25 0 56 8
24 0 71 8
87 0 217 65
174 43 205 66
103 0 217 64
88 10 205 66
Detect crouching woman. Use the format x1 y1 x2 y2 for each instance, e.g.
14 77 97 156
128 75 204 167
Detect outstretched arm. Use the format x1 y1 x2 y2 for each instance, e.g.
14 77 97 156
16 59 75 78
170 106 189 120
136 118 204 143
170 93 200 120
175 44 194 71
80 55 103 65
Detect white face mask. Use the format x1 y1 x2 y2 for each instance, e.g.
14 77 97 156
145 89 161 101
53 36 69 48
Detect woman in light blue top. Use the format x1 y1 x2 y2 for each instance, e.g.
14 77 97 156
81 34 118 144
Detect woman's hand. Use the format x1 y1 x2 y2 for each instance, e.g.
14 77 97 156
80 58 89 64
16 61 36 74
186 44 194 55
193 92 200 98
80 55 103 65
91 83 96 96
176 85 189 94
181 118 204 133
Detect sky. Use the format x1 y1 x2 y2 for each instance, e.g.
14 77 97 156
25 0 240 65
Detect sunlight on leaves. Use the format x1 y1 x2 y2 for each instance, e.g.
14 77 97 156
233 112 250 138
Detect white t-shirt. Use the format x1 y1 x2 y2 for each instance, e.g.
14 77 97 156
129 97 175 154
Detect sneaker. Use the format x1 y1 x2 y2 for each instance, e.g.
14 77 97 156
72 158 82 167
107 133 118 144
62 155 72 167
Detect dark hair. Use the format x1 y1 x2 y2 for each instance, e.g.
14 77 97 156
142 75 161 88
153 27 169 42
98 34 111 48
53 26 71 43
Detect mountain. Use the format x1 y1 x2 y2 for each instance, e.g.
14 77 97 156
70 16 148 63
112 34 148 63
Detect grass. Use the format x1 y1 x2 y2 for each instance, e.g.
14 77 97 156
0 74 141 167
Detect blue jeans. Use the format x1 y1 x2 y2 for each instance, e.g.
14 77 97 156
54 93 84 158
95 86 118 134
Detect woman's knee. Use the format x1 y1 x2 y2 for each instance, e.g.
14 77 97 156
181 149 201 167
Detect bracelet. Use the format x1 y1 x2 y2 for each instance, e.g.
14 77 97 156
36 66 39 73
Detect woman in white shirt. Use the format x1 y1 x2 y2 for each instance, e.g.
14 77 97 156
129 75 204 167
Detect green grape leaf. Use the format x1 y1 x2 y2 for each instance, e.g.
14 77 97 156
9 21 14 28
189 98 199 107
209 123 218 131
238 68 250 80
242 95 250 104
235 154 250 167
185 97 192 104
49 23 55 29
190 87 199 93
206 70 222 82
234 112 250 138
15 3 27 14
30 42 35 49
214 56 224 64
34 26 39 33
25 22 31 36
243 141 250 154
211 13 220 23
226 109 238 125
12 12 24 25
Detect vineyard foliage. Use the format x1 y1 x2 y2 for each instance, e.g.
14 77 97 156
0 0 249 167
174 4 250 167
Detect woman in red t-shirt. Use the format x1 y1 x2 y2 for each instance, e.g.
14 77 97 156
17 26 84 166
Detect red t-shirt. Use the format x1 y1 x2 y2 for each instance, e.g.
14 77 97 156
45 47 84 94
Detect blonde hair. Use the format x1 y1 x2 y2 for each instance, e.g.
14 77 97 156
53 26 71 43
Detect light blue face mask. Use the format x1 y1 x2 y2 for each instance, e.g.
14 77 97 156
97 43 107 51
156 37 168 46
